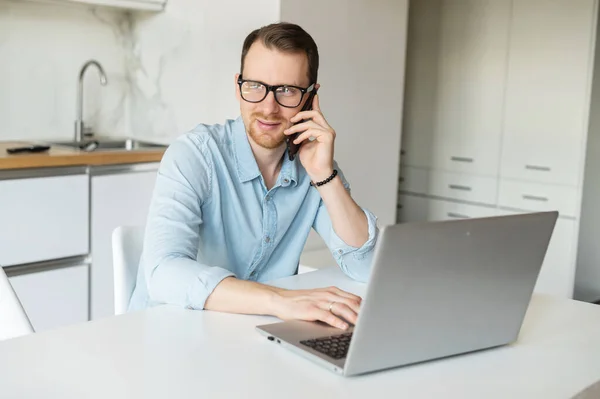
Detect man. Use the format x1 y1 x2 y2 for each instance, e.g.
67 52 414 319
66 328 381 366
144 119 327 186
129 22 378 330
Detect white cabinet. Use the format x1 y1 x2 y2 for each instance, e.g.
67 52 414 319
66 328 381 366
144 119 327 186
401 0 510 177
400 0 598 299
0 172 89 266
498 179 579 218
19 0 166 11
400 166 498 206
397 194 497 223
8 263 89 332
500 0 596 186
497 209 577 298
90 164 158 320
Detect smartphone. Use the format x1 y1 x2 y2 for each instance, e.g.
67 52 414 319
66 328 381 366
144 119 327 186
6 145 50 154
287 88 318 161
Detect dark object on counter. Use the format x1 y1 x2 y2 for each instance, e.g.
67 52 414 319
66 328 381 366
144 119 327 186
6 145 51 154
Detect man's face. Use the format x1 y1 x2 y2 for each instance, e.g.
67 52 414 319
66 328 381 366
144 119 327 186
236 41 311 150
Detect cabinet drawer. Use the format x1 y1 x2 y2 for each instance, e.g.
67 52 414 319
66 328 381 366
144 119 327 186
398 194 497 223
498 179 578 218
8 263 89 332
431 139 501 177
0 174 89 266
500 135 581 186
399 166 497 205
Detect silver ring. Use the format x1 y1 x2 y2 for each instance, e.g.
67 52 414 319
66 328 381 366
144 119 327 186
328 301 336 312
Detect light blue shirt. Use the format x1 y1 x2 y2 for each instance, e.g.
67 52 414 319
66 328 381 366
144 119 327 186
129 117 379 312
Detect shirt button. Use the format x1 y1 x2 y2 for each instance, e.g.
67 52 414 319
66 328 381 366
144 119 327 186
250 270 257 277
338 249 343 255
283 178 290 184
265 195 270 201
265 236 271 243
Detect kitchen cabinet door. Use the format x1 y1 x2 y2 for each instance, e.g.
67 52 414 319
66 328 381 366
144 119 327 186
8 262 89 332
500 0 596 185
402 0 510 177
0 173 89 266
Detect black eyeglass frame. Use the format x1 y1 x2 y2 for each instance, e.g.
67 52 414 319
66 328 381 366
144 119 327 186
237 75 315 108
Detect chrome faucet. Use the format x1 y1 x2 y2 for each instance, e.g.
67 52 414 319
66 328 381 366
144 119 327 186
75 60 108 142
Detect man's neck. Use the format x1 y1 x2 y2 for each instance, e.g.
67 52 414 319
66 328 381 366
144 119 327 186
247 137 286 190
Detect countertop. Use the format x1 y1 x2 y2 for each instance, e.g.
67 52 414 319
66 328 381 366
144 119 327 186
0 141 166 170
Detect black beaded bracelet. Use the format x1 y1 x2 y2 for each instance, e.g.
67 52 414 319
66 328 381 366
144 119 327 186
310 169 338 187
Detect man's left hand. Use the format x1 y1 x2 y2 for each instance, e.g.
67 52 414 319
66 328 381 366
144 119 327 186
284 94 336 183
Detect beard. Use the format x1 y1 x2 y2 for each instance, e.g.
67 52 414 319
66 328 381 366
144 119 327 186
247 113 288 150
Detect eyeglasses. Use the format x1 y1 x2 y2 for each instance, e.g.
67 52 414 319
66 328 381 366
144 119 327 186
237 75 315 108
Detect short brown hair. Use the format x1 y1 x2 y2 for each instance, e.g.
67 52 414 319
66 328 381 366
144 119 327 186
240 22 319 85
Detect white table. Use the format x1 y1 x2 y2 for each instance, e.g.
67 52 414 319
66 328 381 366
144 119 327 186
1 267 599 399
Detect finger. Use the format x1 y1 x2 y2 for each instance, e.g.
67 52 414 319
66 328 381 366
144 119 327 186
312 93 321 112
319 286 362 304
283 120 322 136
328 287 362 304
330 302 358 325
308 96 333 130
321 293 361 315
293 129 333 145
314 309 349 330
290 110 330 129
290 110 318 123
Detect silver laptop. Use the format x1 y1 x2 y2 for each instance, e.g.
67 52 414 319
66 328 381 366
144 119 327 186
256 211 558 376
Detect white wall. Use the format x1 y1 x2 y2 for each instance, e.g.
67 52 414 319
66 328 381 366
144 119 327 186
127 0 280 140
0 1 129 141
281 0 409 237
0 0 279 142
576 12 600 303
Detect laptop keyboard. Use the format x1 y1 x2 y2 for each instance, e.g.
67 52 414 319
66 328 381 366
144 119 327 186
300 332 353 360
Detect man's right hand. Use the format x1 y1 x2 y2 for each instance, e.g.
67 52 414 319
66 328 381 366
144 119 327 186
271 286 362 330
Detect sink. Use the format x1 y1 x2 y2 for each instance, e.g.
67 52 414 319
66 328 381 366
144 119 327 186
49 138 168 152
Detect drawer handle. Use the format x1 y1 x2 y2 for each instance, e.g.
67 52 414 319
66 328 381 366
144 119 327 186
525 164 551 172
401 149 406 155
399 177 405 183
449 184 472 192
448 212 470 219
523 194 549 202
451 156 474 163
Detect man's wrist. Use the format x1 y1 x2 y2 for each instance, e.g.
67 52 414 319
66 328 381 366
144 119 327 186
266 287 287 318
309 169 336 186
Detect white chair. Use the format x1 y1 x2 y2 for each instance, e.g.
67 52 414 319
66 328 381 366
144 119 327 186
112 226 145 315
0 266 34 340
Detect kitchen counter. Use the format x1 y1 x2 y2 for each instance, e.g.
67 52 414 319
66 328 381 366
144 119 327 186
0 141 166 170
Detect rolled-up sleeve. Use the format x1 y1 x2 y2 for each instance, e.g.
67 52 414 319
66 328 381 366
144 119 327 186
312 165 379 283
142 134 235 310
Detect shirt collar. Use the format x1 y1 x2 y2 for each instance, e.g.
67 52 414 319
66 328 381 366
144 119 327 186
232 116 299 186
232 117 261 183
